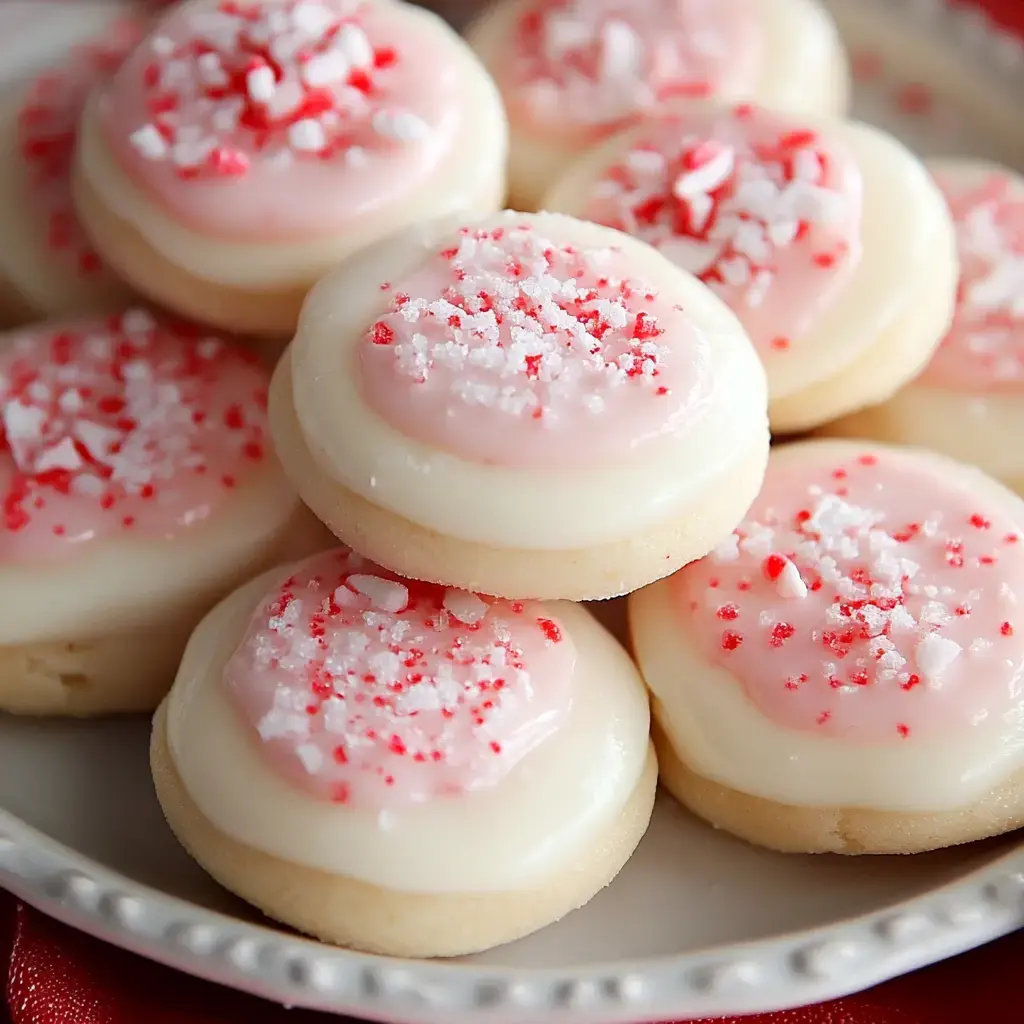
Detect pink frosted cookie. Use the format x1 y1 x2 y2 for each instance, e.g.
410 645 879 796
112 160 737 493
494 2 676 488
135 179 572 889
152 546 655 955
0 1 146 325
0 309 329 716
73 0 508 338
630 439 1024 854
543 101 959 433
467 0 849 211
828 159 1024 491
270 209 770 600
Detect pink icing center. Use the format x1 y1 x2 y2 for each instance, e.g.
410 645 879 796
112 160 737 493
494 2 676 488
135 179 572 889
17 17 144 277
102 0 463 238
505 0 760 136
674 447 1024 742
224 548 575 809
0 310 270 562
358 221 713 469
919 170 1024 392
583 106 862 355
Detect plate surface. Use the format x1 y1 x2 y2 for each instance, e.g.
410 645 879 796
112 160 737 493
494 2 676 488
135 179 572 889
2 1 1024 1021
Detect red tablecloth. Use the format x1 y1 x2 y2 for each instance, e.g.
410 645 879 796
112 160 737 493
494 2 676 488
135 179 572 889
2 0 1021 1021
2 888 1024 1023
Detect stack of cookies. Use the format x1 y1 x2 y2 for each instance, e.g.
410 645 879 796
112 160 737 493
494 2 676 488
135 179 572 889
0 0 1021 958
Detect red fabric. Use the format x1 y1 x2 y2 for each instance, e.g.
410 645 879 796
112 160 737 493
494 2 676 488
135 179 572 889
1 887 1023 1023
955 0 1024 30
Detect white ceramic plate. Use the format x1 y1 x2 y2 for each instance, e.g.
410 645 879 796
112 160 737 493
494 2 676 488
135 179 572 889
2 1 1024 1020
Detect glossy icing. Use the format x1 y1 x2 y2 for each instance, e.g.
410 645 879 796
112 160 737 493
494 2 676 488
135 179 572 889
97 0 474 239
16 15 143 287
169 570 651 890
0 310 271 563
918 162 1024 393
288 210 769 549
673 443 1024 743
224 548 574 808
358 220 713 469
578 104 862 356
499 0 760 138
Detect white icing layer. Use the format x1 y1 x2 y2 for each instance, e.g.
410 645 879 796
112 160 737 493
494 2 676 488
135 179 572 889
0 465 317 646
288 210 769 550
166 581 651 892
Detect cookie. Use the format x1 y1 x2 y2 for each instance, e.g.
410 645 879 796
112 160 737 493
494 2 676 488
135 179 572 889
73 0 507 337
630 439 1024 854
153 547 655 955
271 209 769 600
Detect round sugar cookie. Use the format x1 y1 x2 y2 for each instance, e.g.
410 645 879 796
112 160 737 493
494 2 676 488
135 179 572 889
0 310 330 716
153 547 656 956
827 159 1024 490
542 101 959 433
630 439 1024 854
271 209 770 601
73 0 508 338
467 0 849 211
0 1 145 325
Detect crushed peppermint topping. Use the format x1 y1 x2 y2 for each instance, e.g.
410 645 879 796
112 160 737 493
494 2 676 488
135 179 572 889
0 311 269 556
677 447 1024 741
223 548 574 809
583 107 861 353
509 0 759 127
923 168 1024 387
358 220 712 467
368 224 668 417
17 18 143 273
123 0 429 180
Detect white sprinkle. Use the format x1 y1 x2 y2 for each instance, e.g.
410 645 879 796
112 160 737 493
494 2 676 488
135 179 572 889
288 118 327 152
246 64 276 103
348 575 409 614
345 145 369 167
121 309 157 338
35 437 84 473
599 19 642 81
673 146 735 198
712 533 740 562
372 109 430 142
626 149 667 176
72 474 105 497
544 13 593 58
196 337 223 360
257 707 309 741
296 743 324 774
443 589 489 625
915 633 962 683
291 0 334 36
337 23 374 68
58 389 84 414
129 124 168 160
1 400 44 440
302 48 350 87
73 420 121 460
775 559 808 599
